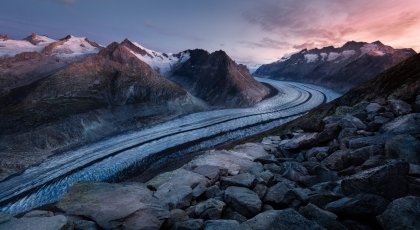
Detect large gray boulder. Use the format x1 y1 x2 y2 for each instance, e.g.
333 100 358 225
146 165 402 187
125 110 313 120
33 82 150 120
224 186 262 218
194 199 226 220
341 161 409 199
377 196 420 230
0 215 67 230
154 183 193 209
299 203 347 230
56 182 169 229
385 134 420 164
381 113 420 135
244 209 323 230
264 180 309 207
146 168 208 190
388 99 412 115
220 173 256 188
325 193 389 217
204 220 243 230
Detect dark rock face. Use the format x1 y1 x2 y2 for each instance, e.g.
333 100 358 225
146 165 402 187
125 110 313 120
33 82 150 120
171 49 271 107
255 41 416 92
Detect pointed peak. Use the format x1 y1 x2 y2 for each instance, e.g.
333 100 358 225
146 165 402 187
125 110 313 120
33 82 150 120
24 33 54 45
372 40 384 46
0 34 11 40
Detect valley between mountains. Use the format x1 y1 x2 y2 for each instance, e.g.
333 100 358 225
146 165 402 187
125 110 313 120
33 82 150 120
0 33 419 230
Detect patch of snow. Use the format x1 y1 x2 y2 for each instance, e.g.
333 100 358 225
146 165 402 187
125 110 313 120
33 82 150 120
52 36 100 57
276 51 298 63
0 36 55 57
320 53 328 61
304 53 318 63
129 41 190 76
327 52 340 61
342 50 356 59
360 43 385 56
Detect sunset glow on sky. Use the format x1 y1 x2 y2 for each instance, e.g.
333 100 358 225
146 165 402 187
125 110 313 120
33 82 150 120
1 0 419 65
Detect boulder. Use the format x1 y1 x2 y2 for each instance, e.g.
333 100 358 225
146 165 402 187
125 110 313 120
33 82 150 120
57 182 169 229
231 143 270 161
325 193 389 217
321 150 349 170
253 183 268 199
339 114 367 130
299 203 347 230
204 220 243 230
187 150 260 175
348 134 392 149
255 170 274 185
306 147 329 161
146 168 208 191
192 182 207 198
263 163 285 174
381 113 420 135
368 115 391 130
366 103 385 113
205 185 222 199
173 219 204 230
278 132 318 150
377 196 420 230
194 199 226 220
244 209 323 230
254 155 278 164
388 99 412 115
279 161 310 184
342 145 383 167
341 161 409 199
224 186 262 218
220 173 256 188
222 207 247 223
163 209 189 229
0 212 14 225
193 165 222 183
385 134 420 164
0 215 67 230
154 183 193 209
264 180 308 208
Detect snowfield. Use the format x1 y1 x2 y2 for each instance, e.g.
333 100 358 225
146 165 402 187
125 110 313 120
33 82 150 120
0 78 340 215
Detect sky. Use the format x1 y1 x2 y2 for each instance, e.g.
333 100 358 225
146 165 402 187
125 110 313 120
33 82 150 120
1 0 419 65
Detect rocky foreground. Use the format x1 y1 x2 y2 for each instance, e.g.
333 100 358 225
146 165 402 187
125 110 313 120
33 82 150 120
1 94 419 229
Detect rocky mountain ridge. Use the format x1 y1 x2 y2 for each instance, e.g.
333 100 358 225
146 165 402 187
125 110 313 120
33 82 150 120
255 41 416 92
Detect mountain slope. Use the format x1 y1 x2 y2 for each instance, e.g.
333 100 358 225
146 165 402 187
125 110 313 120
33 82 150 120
255 41 416 92
119 40 272 107
171 49 271 107
280 53 420 132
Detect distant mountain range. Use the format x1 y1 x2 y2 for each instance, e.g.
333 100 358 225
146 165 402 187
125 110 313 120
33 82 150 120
255 41 416 92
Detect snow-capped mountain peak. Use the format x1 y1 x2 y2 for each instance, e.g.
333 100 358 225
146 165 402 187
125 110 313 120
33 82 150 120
0 33 101 58
42 35 101 57
121 39 190 76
